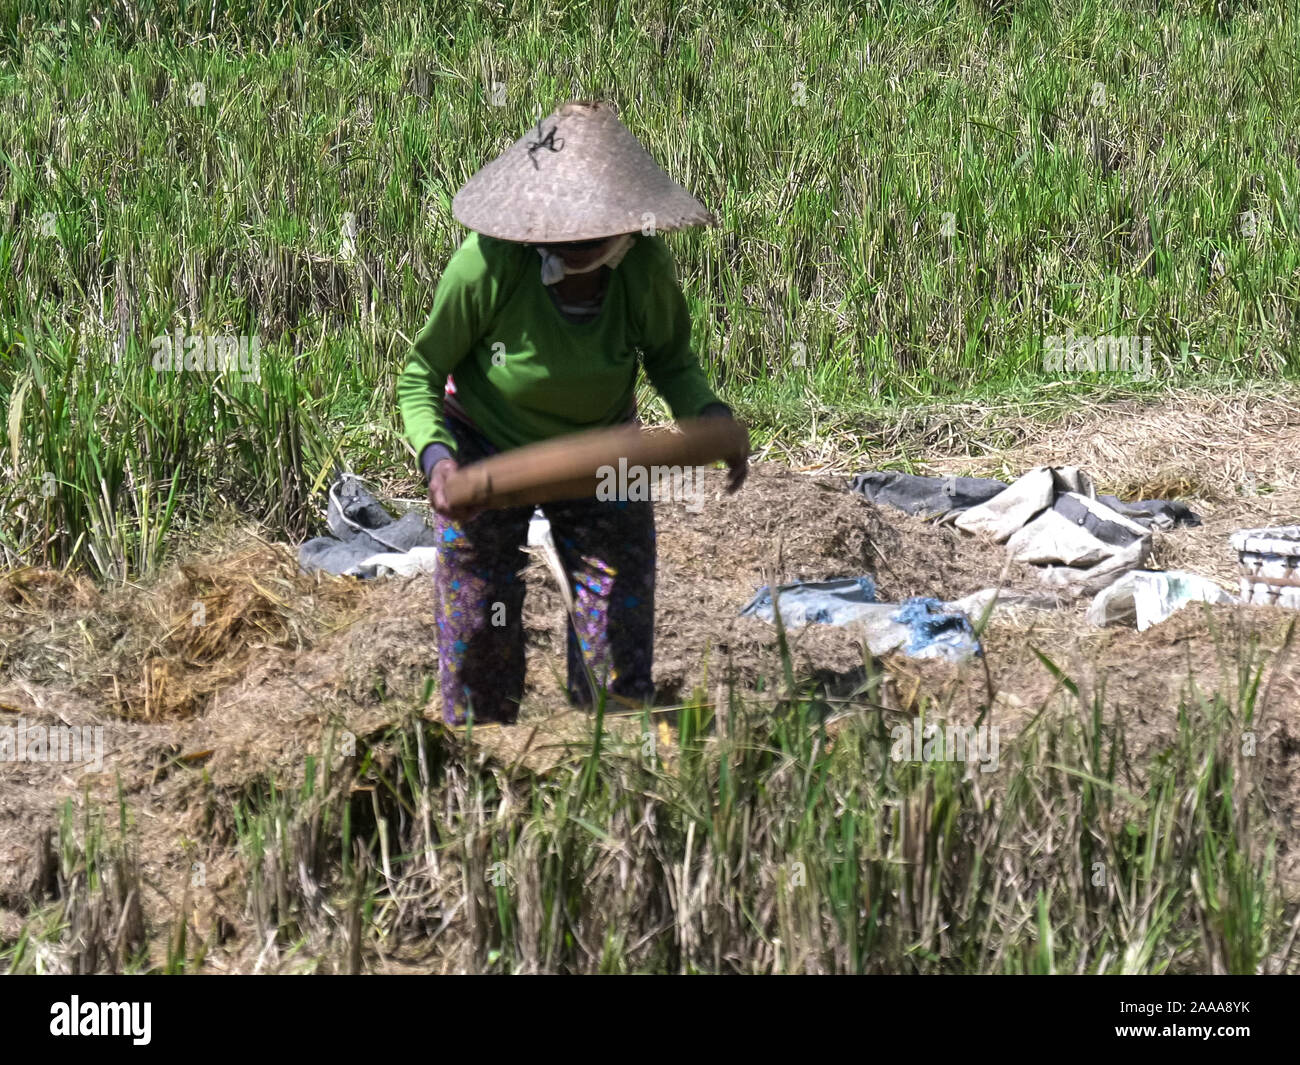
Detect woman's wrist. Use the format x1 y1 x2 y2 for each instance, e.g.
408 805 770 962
420 442 456 481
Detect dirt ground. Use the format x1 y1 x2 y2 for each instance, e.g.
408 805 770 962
3 390 1300 950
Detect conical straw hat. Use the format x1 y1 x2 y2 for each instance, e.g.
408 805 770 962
452 101 716 243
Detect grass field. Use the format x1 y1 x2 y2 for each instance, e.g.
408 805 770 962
2 1 1299 974
2 0 1298 576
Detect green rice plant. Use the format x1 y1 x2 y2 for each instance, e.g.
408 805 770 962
1 0 1297 575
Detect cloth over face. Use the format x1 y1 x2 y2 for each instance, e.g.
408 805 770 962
536 234 635 285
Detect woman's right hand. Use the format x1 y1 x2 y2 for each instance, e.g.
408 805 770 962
428 458 482 522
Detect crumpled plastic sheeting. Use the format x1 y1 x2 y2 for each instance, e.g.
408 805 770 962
955 467 1092 541
1096 494 1201 530
299 474 442 577
300 478 560 581
847 471 1006 519
1051 491 1152 547
739 577 878 625
853 465 1201 598
1007 494 1150 567
1088 570 1236 630
889 597 982 660
851 468 1201 530
739 578 981 662
1039 537 1152 598
1007 491 1156 594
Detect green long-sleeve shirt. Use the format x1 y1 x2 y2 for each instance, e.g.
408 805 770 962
397 231 723 460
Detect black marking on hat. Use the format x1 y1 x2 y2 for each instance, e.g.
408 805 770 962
526 122 564 168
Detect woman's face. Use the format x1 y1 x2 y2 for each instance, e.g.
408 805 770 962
541 236 618 271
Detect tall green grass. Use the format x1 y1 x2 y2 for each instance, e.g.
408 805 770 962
2 0 1298 577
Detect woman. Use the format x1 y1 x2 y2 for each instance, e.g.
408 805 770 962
398 101 747 726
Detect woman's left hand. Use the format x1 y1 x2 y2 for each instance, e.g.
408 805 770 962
698 404 749 493
721 419 750 493
724 445 749 492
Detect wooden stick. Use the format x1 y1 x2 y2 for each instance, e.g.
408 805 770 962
443 417 750 510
